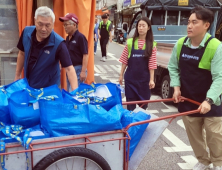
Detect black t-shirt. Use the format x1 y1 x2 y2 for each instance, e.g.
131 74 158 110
17 29 72 78
65 30 88 66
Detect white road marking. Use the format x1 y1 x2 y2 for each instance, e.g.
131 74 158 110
161 103 178 113
178 155 198 170
94 73 100 76
103 65 113 72
107 52 120 62
147 110 159 114
94 65 101 74
177 119 186 130
116 65 121 71
110 65 120 72
96 65 107 73
163 128 193 152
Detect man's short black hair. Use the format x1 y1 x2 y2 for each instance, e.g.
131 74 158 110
101 14 107 19
191 6 214 30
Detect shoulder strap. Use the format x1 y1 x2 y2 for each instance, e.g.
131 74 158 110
127 38 133 59
153 41 157 48
106 21 111 34
99 21 103 29
204 36 213 48
177 37 187 60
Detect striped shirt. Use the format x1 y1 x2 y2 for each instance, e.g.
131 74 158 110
119 40 157 69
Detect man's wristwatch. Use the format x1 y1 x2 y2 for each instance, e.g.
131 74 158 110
205 98 213 105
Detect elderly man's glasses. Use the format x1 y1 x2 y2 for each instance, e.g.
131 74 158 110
63 24 72 27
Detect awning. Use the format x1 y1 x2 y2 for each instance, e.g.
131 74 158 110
145 5 221 11
95 7 110 16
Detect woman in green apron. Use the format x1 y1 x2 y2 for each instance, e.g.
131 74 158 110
119 17 157 111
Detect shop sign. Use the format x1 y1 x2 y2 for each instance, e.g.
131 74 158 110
131 0 136 5
123 0 131 7
136 0 146 3
178 0 189 6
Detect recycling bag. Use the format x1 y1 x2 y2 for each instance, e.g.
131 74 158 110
2 78 28 97
0 90 10 124
9 85 62 128
121 110 151 159
0 79 28 124
39 99 123 137
67 83 122 111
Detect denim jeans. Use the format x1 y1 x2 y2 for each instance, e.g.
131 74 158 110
67 65 87 92
94 40 98 53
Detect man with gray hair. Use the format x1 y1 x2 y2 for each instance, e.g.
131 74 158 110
59 13 88 90
15 6 78 90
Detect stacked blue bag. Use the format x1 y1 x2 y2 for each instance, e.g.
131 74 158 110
39 100 123 137
40 82 151 159
39 83 123 136
8 84 63 128
65 83 123 111
0 80 63 170
1 80 151 164
0 79 28 124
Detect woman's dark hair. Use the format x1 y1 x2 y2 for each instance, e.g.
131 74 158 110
101 14 107 19
132 17 154 60
191 6 214 31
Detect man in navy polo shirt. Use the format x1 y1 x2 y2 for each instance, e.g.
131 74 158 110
15 6 78 90
59 13 88 91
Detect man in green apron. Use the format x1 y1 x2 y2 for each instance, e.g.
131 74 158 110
168 6 222 170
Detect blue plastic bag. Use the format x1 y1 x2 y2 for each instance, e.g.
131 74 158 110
28 125 50 140
0 79 28 124
39 99 123 137
3 78 28 97
9 85 62 128
0 90 9 124
68 83 122 111
9 90 41 128
62 89 83 104
121 110 151 159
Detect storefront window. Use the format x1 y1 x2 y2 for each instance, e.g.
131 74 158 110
151 11 165 25
167 11 178 25
180 11 190 25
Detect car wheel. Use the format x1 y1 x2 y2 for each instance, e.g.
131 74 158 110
161 75 173 105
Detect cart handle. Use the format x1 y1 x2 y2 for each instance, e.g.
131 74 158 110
123 97 201 131
122 96 201 106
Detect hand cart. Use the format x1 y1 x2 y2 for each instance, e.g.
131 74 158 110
0 97 200 170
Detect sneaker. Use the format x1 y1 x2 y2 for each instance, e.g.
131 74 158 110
100 57 106 62
105 56 107 59
214 166 222 170
193 162 211 170
94 52 96 55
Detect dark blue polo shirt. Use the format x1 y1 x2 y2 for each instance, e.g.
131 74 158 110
66 30 88 66
17 29 72 79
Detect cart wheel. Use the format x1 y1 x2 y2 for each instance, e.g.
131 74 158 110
33 147 111 170
161 75 173 105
